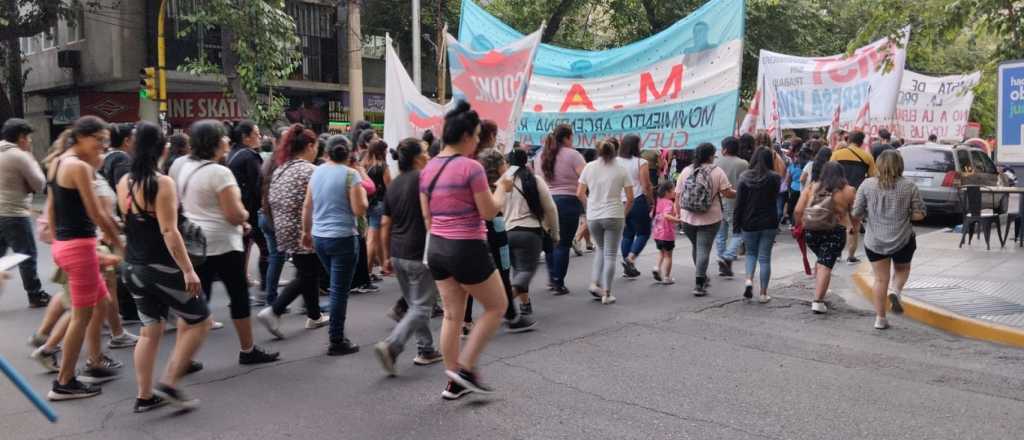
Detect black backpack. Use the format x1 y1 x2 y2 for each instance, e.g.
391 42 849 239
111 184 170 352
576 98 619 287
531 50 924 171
837 147 870 189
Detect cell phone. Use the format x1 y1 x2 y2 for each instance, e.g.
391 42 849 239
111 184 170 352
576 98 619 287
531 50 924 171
503 165 520 179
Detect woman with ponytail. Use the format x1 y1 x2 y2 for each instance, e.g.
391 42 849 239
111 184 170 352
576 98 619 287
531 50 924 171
538 124 585 295
505 148 558 316
577 138 634 305
117 121 210 412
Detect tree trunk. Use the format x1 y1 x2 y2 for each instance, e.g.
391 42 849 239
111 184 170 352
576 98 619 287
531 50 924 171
640 0 666 33
435 0 447 104
542 0 576 43
221 29 253 118
347 0 364 122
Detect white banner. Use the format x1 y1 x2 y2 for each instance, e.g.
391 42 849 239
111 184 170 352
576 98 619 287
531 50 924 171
756 31 909 132
896 70 980 142
383 35 450 150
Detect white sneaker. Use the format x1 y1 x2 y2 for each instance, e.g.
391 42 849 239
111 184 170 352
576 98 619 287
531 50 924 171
30 346 60 373
758 295 772 304
811 301 828 314
305 314 330 329
256 307 284 339
107 331 139 349
661 277 676 285
874 317 889 330
601 294 616 305
210 321 225 330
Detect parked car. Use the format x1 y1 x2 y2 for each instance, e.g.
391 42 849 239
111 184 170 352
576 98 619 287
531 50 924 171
899 143 1004 214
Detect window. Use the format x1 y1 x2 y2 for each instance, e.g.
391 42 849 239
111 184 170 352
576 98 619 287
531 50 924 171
19 37 29 54
970 150 997 174
64 8 84 44
901 148 954 173
42 26 57 50
362 35 386 60
955 148 973 174
30 34 42 54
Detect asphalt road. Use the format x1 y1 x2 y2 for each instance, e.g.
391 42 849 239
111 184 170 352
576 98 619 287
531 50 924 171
2 225 1023 440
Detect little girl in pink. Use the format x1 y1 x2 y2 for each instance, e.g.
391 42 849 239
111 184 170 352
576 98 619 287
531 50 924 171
651 181 680 285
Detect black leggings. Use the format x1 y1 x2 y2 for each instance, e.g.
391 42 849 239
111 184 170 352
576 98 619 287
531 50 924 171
197 251 251 320
352 235 370 287
465 222 517 323
272 253 322 319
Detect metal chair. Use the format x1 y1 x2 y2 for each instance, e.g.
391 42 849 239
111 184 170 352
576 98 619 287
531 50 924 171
959 186 1003 250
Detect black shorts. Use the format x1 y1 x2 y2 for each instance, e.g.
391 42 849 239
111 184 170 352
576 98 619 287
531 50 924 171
122 262 210 326
427 235 496 285
655 240 676 251
865 235 917 264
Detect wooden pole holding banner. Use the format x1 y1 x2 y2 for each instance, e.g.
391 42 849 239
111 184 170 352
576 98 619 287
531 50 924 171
435 0 448 104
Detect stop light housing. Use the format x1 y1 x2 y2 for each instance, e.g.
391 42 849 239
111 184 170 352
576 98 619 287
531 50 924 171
139 67 157 100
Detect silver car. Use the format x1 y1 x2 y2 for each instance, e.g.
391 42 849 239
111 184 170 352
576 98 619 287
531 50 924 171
899 143 1001 214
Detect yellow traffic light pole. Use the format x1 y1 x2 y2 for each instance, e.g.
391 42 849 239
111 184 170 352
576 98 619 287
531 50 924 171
158 0 167 113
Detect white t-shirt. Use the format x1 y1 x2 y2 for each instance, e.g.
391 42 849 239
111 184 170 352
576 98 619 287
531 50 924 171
615 156 643 201
579 159 632 220
169 157 243 256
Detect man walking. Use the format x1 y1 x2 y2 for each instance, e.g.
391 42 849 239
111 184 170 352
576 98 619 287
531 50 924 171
714 136 749 277
373 138 443 376
831 131 878 264
0 118 51 307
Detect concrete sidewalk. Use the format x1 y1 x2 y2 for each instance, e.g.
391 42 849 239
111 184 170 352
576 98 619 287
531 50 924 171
852 228 1024 347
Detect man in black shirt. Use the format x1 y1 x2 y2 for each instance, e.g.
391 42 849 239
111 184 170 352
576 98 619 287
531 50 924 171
227 120 268 293
870 128 895 160
373 138 442 376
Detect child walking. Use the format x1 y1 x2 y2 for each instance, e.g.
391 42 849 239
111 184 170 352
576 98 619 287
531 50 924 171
651 181 680 285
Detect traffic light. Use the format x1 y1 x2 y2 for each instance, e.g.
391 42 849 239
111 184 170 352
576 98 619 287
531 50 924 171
139 67 157 100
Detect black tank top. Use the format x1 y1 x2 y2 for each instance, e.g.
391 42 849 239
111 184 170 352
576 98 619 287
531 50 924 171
50 158 97 241
123 179 175 266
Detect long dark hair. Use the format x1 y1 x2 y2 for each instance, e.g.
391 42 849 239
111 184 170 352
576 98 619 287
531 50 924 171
749 147 774 177
818 161 847 193
619 134 641 159
128 121 166 206
509 149 545 222
541 124 573 180
810 147 833 182
693 142 715 167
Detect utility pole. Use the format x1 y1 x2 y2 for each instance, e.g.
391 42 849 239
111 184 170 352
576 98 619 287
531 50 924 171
157 0 168 132
435 0 447 104
347 0 364 123
412 0 421 90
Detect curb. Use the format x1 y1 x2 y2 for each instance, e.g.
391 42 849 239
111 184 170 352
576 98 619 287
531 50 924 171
851 264 1024 348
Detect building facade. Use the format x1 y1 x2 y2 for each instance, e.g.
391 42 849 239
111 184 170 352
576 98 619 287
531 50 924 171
19 0 393 157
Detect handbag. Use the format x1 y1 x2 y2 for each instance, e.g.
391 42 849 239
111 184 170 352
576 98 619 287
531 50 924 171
423 155 461 266
178 162 214 267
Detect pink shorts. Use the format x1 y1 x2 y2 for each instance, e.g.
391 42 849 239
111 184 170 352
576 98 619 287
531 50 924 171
51 238 109 308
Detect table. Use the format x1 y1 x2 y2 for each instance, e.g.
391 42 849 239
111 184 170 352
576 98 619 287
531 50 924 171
979 186 1024 246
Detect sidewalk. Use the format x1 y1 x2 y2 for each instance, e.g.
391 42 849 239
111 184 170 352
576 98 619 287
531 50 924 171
852 228 1024 347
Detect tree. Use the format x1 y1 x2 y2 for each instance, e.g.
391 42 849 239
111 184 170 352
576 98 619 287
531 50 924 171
178 0 301 127
0 0 80 122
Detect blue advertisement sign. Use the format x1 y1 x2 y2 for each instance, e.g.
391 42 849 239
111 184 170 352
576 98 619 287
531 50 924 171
999 60 1024 163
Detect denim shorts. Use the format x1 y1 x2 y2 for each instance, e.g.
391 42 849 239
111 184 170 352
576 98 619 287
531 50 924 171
367 203 384 229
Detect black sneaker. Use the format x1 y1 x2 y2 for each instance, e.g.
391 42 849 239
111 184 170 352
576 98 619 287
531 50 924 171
369 273 384 283
239 345 280 365
133 395 169 413
743 285 753 301
153 383 199 410
846 256 861 264
621 261 640 279
327 338 359 356
432 304 445 318
185 360 204 376
79 365 120 384
48 379 101 401
519 303 533 316
889 293 904 314
551 285 570 296
506 316 537 333
446 368 494 394
718 259 734 277
28 291 52 308
441 380 473 400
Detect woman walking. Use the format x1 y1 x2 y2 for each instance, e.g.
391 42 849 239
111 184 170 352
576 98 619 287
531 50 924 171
363 139 391 278
117 122 210 412
733 148 782 303
852 150 926 329
46 116 126 400
169 119 279 365
794 160 855 314
617 134 653 278
420 101 512 399
256 124 330 339
578 139 634 304
676 143 735 296
539 124 586 295
301 135 368 356
505 148 558 316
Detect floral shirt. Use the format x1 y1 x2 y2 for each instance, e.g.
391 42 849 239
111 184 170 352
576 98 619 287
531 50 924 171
269 159 316 254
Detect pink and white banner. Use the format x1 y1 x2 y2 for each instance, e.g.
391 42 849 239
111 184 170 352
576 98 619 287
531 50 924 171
446 29 543 150
383 36 450 149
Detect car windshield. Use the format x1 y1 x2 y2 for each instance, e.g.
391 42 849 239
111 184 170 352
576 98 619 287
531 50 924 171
901 148 954 173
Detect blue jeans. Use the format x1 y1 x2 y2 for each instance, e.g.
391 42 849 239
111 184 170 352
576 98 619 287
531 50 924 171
741 229 776 290
314 235 359 341
715 211 743 262
545 195 582 287
0 216 43 296
620 196 651 259
259 213 286 304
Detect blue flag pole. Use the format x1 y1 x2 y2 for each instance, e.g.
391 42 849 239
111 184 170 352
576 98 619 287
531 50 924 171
0 355 58 423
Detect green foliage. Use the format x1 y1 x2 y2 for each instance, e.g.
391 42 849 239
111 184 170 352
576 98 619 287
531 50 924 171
178 0 302 127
